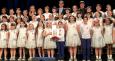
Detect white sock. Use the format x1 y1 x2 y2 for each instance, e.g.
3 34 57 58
96 56 98 59
109 55 112 59
108 55 110 59
70 56 73 59
99 56 101 59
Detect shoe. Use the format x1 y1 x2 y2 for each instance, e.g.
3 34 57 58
60 60 64 61
4 57 7 60
98 59 102 61
87 60 90 61
74 58 77 61
10 57 13 60
69 58 73 61
58 60 61 61
28 57 32 60
18 57 22 60
82 60 86 61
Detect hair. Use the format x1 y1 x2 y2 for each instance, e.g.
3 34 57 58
2 16 7 19
103 18 113 25
1 23 8 31
68 15 76 23
35 21 45 37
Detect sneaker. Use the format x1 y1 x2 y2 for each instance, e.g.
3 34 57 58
9 57 13 60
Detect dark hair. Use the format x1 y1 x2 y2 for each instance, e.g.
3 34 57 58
2 16 7 19
1 23 8 31
35 21 45 37
11 23 16 26
68 15 76 23
103 18 113 25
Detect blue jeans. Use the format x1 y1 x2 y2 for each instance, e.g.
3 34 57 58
56 42 65 60
81 38 91 60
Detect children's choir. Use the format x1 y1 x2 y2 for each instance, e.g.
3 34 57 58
0 0 115 61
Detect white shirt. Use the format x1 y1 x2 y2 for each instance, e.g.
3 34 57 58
57 28 65 42
80 23 91 39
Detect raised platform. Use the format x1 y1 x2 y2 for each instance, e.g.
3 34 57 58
32 57 56 61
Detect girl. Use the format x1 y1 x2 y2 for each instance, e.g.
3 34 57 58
0 24 8 60
63 8 71 20
9 9 16 19
26 23 36 60
91 19 105 61
15 18 22 30
52 7 58 18
8 23 18 60
22 10 29 22
16 8 23 19
43 6 52 20
57 21 65 61
17 20 27 60
43 21 56 58
103 18 113 60
29 15 38 28
72 5 78 17
36 8 43 20
35 21 44 57
80 17 92 61
65 15 81 61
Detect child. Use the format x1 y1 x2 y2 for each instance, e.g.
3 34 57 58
43 6 52 20
80 16 92 61
65 15 81 61
8 23 18 60
43 21 56 58
103 18 113 60
35 21 44 57
26 23 36 60
0 24 8 60
17 20 27 60
57 21 65 61
91 19 105 61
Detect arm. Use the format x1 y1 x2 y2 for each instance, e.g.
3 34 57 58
112 28 115 43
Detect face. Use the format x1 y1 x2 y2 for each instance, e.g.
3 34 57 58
83 17 88 23
106 4 111 11
1 8 6 14
1 25 6 30
59 1 64 8
23 10 28 15
40 15 45 20
72 5 78 12
96 5 101 11
10 9 14 15
9 17 14 22
32 15 36 20
38 22 43 27
105 18 111 25
69 16 75 22
20 22 25 27
46 22 52 27
87 7 92 12
2 18 7 22
29 24 34 30
37 9 43 14
10 26 15 30
45 7 49 12
30 6 35 12
16 8 21 14
58 22 63 27
80 3 85 8
94 20 100 26
16 19 21 24
65 9 70 14
52 8 57 13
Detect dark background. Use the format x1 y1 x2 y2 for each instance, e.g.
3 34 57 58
0 0 115 12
